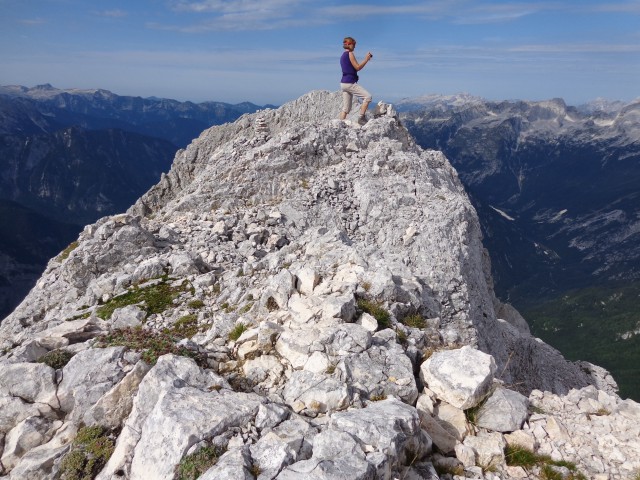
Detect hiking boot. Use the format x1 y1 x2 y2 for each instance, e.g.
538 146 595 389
357 114 368 126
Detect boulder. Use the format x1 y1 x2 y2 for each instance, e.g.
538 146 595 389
330 398 430 466
282 371 350 414
475 387 529 432
0 363 58 406
420 346 496 409
277 430 375 480
57 347 128 419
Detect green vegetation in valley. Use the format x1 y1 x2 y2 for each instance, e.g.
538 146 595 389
520 281 640 401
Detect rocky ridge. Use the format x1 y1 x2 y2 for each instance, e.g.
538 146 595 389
0 91 637 479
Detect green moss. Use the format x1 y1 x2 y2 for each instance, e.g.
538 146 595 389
175 445 223 480
357 298 391 329
96 278 188 320
59 426 115 480
97 327 206 366
38 349 75 370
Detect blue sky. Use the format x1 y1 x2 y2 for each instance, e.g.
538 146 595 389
1 0 639 105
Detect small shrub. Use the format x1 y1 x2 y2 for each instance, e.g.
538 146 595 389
59 426 115 480
38 349 75 370
212 283 221 295
402 313 426 329
361 281 372 292
357 298 391 329
396 328 408 345
57 241 79 262
228 323 247 341
325 363 337 374
175 445 222 480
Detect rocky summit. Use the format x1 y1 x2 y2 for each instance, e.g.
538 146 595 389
0 90 638 479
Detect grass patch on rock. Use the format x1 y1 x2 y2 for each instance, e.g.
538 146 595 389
57 241 79 262
167 314 199 338
357 298 391 329
96 327 206 366
228 323 247 341
505 445 586 479
38 349 75 370
175 445 223 480
402 313 426 329
59 425 115 480
96 277 189 321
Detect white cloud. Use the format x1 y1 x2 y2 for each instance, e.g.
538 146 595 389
320 1 558 25
158 0 316 31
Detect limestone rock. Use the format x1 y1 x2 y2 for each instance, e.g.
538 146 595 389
420 346 496 409
475 387 529 432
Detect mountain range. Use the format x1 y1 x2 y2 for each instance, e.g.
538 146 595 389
0 84 271 319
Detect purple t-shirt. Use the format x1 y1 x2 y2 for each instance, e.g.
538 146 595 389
340 51 358 83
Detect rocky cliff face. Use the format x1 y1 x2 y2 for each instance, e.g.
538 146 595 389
0 91 637 479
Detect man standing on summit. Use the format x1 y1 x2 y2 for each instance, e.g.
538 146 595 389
339 37 373 125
